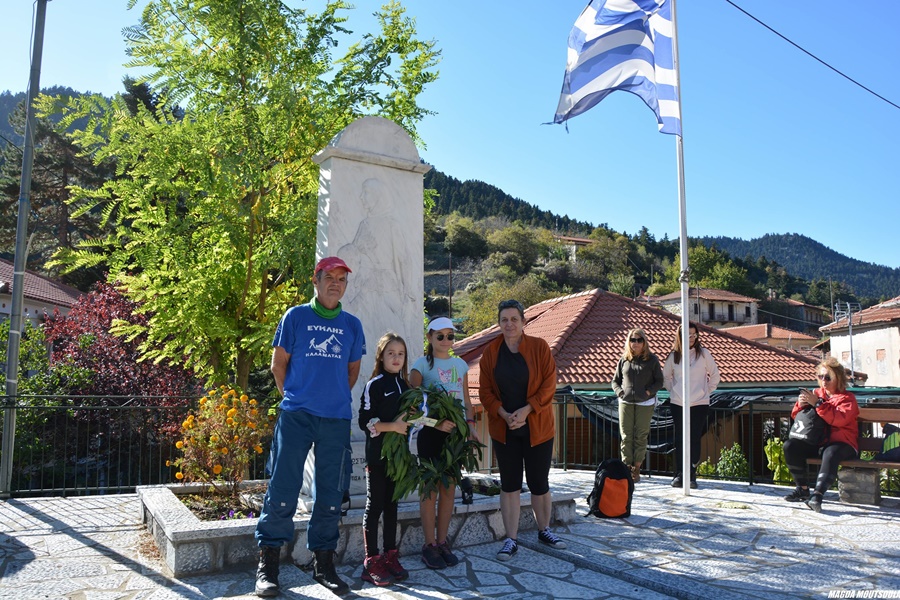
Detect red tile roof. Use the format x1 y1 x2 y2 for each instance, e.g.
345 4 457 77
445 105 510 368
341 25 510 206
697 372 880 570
721 323 817 341
454 289 819 404
0 258 83 309
653 287 759 303
820 296 900 332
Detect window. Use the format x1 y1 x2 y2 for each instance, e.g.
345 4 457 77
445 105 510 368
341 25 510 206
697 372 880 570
708 303 715 320
745 306 751 317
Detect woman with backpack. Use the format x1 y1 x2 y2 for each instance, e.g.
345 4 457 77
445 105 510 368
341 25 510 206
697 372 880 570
611 327 664 482
782 357 859 512
663 322 720 489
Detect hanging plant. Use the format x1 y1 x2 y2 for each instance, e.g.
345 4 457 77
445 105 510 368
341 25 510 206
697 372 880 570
380 386 484 501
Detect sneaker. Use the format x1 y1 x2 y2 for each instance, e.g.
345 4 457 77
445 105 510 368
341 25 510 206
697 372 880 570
421 543 447 569
361 554 392 587
497 537 518 561
784 487 811 502
671 474 683 487
383 548 408 581
538 528 567 549
437 540 459 567
806 493 823 513
689 479 698 490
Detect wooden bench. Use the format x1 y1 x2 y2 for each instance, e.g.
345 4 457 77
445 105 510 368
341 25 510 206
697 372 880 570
807 406 900 505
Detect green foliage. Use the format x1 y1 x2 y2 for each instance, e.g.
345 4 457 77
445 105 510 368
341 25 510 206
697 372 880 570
381 387 483 501
0 320 92 395
443 214 488 259
463 274 558 334
765 437 792 484
608 272 636 297
715 443 751 480
44 0 439 389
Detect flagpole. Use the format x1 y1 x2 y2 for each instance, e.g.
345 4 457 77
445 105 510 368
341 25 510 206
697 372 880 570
669 0 693 496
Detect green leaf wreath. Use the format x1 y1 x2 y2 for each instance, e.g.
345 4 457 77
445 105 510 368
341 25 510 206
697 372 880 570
381 386 484 501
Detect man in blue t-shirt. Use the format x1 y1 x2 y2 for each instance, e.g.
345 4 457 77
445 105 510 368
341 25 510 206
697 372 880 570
254 256 365 597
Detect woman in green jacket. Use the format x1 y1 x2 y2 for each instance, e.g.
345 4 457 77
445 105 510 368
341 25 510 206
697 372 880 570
611 327 663 482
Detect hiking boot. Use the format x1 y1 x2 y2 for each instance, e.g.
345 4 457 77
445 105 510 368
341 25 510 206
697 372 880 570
784 487 811 502
421 543 447 569
538 528 567 549
312 550 349 595
383 548 408 581
361 554 392 587
255 546 280 597
671 474 683 487
437 540 459 566
497 537 518 561
806 493 823 513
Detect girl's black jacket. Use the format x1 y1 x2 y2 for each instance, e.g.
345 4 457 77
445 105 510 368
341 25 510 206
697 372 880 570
358 371 410 466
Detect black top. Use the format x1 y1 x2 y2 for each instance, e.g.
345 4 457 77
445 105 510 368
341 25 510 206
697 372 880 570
358 371 409 465
494 341 530 438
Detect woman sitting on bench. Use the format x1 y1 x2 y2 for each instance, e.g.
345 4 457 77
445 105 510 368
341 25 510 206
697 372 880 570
783 357 859 512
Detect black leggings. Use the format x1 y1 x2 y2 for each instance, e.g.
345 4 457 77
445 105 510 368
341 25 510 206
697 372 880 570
363 464 398 557
669 404 709 474
493 436 553 495
783 439 858 495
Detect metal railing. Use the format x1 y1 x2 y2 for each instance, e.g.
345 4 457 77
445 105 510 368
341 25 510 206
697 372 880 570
0 395 269 497
2 393 898 498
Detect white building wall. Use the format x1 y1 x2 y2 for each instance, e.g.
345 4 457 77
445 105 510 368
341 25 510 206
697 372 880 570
829 326 900 387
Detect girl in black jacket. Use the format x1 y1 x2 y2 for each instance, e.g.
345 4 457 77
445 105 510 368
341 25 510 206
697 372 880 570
357 333 411 586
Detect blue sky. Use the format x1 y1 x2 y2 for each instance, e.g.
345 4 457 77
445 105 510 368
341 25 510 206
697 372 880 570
3 1 899 271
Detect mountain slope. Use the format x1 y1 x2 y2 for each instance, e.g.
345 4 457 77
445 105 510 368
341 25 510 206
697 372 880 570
700 233 900 299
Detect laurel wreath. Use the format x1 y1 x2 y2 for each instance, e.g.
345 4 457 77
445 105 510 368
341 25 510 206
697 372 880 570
380 386 484 501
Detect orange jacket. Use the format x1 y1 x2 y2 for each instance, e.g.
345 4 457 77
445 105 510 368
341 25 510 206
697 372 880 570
791 389 859 451
478 333 557 446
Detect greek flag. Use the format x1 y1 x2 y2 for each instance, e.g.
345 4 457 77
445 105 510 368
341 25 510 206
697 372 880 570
553 0 681 136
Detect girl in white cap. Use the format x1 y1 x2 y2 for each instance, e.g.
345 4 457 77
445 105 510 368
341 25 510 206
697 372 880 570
409 316 478 570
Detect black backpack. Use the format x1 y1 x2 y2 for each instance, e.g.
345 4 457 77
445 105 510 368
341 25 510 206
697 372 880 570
586 458 634 518
789 406 829 446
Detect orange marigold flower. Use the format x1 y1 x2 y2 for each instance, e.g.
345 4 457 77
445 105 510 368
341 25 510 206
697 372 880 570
233 435 239 442
247 422 256 429
227 408 237 418
250 399 258 406
175 441 184 449
220 447 229 454
212 464 223 475
226 418 234 426
181 420 190 429
250 409 258 416
175 472 184 480
254 445 264 454
240 394 249 402
210 434 219 443
165 460 172 467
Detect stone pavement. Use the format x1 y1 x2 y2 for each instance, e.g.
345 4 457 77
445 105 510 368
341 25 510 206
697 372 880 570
2 471 899 600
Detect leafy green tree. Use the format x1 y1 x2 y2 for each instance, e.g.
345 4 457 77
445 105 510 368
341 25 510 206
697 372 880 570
443 214 488 259
45 0 438 389
608 272 636 297
486 223 544 275
464 275 557 334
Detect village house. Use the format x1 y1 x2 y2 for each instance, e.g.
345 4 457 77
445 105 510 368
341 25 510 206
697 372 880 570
721 322 820 356
0 258 82 325
820 295 900 387
651 287 759 328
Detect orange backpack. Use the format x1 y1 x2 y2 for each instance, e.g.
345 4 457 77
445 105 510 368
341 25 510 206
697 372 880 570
586 458 634 518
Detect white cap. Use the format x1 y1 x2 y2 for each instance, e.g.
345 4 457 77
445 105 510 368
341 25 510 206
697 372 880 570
427 317 456 332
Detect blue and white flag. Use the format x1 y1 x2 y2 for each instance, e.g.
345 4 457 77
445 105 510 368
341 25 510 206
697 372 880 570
553 0 681 136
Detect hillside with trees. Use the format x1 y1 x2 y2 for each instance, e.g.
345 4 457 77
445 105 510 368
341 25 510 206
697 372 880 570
700 234 900 300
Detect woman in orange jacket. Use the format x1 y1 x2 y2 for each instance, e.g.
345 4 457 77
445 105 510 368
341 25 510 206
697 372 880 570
479 299 565 562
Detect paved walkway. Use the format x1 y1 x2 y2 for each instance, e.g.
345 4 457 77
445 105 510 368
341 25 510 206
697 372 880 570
2 472 899 599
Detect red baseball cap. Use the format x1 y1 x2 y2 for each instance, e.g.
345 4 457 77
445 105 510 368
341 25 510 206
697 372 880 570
314 256 352 275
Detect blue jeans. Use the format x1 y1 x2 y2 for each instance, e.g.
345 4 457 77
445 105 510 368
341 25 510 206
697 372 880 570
255 409 352 551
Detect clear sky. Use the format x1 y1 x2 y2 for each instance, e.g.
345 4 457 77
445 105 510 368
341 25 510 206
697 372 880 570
3 0 899 270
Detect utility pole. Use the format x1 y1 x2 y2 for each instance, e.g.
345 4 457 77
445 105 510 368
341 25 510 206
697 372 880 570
834 301 861 384
2 0 48 497
447 251 453 318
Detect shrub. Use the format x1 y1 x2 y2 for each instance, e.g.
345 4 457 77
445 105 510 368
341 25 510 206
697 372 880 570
171 385 275 499
715 443 750 480
765 437 792 484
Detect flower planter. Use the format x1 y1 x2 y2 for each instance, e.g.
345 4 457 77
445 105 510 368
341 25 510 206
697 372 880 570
138 478 579 577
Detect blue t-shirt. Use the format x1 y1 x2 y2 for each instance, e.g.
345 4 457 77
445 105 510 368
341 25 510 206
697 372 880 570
272 304 365 420
410 355 468 407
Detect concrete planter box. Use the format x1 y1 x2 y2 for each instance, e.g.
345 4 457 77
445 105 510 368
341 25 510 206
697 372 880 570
138 478 579 578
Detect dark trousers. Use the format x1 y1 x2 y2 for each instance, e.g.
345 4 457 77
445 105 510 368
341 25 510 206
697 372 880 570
783 439 858 495
669 404 709 476
363 464 398 557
